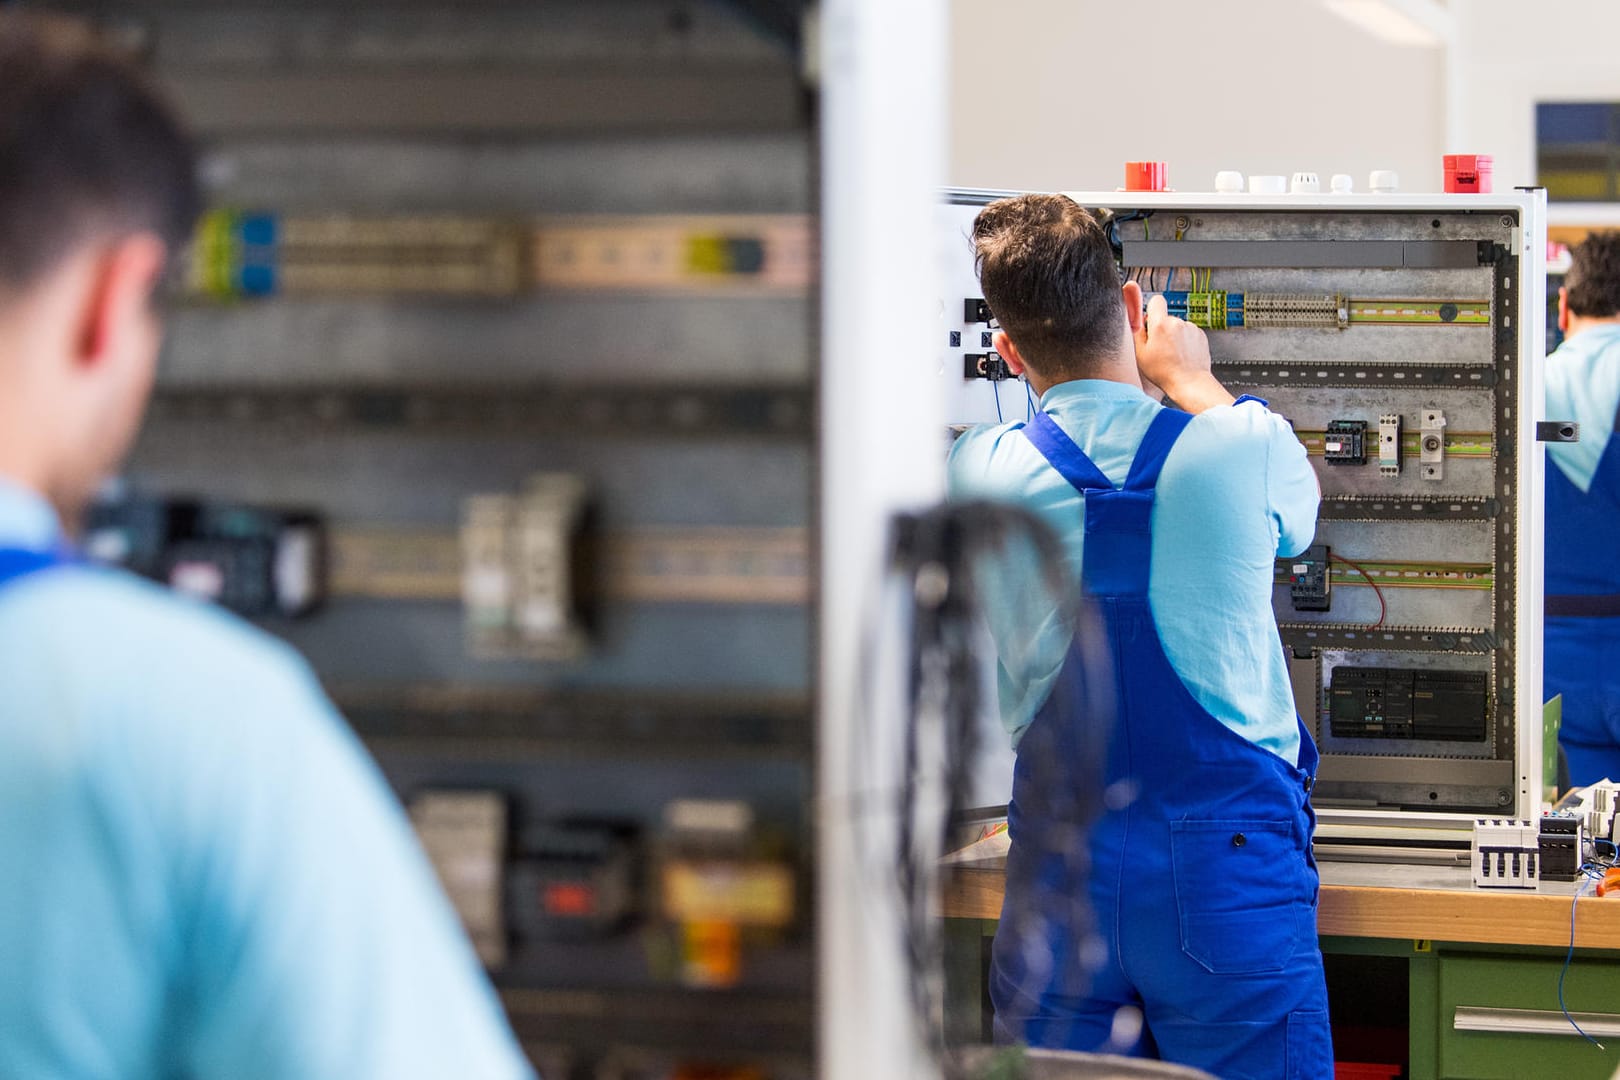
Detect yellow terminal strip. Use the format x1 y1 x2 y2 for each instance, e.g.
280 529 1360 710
1346 299 1491 326
1295 430 1494 459
1273 559 1494 590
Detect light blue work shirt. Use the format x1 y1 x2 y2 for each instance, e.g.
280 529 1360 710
0 480 533 1080
1545 322 1620 492
947 380 1319 762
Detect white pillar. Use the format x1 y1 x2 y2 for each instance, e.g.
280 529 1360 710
817 0 947 1077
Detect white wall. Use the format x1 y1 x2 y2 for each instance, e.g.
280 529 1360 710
949 0 1446 195
1453 0 1620 193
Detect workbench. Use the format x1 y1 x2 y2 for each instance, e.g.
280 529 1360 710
944 859 1620 1079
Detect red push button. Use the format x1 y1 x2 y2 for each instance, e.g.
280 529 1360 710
1443 154 1493 194
1125 161 1168 192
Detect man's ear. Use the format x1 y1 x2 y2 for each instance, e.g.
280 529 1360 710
73 234 166 369
992 330 1028 378
1122 280 1144 334
1558 286 1571 336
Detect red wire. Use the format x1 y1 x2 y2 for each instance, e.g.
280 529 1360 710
1332 554 1386 630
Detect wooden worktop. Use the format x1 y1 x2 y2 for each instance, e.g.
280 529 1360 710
943 859 1620 950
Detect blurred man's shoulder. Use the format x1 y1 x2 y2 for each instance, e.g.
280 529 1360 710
0 564 322 798
0 562 304 686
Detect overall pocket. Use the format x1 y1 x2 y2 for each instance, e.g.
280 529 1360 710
1169 818 1306 975
1284 1008 1334 1078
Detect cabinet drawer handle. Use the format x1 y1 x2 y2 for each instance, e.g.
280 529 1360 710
1454 1006 1620 1038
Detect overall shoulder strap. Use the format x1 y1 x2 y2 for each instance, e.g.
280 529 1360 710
0 548 66 590
1123 408 1194 491
1021 412 1113 494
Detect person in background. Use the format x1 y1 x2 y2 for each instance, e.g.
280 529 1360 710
948 194 1329 1078
1545 231 1620 787
0 14 532 1078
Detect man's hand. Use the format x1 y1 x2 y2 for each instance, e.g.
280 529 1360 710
1133 294 1235 413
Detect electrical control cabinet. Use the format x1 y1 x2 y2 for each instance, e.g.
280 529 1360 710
100 5 819 1073
940 188 1548 848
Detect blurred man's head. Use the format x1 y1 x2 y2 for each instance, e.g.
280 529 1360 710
1560 231 1620 340
0 13 197 523
970 194 1140 392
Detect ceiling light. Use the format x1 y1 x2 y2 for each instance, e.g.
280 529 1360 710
1321 0 1446 48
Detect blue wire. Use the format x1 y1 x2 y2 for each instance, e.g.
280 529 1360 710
993 380 1003 423
1025 378 1035 421
1559 869 1608 1050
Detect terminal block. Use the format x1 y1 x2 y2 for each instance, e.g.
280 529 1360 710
1420 407 1447 481
1159 291 1352 330
964 297 993 324
1289 544 1332 611
1378 414 1403 477
1323 420 1368 466
1472 819 1539 888
1241 292 1349 330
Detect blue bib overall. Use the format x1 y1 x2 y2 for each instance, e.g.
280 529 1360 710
989 409 1333 1079
1545 402 1620 786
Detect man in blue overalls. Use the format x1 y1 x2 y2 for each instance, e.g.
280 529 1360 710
0 15 531 1077
1545 231 1620 786
949 194 1331 1077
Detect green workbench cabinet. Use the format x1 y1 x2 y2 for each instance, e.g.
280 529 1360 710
951 925 1620 1078
1409 946 1620 1080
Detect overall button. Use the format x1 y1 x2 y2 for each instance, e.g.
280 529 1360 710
1232 833 1247 847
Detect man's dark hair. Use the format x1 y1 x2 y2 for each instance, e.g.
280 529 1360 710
1566 231 1620 319
0 13 198 294
971 194 1125 380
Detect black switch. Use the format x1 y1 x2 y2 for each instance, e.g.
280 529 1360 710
964 352 1011 381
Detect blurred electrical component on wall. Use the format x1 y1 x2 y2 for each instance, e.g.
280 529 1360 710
409 790 510 967
508 821 641 943
596 1053 771 1080
405 786 804 1040
187 211 529 299
85 485 325 617
183 210 811 300
533 216 811 293
99 3 821 1072
656 799 796 990
462 473 593 662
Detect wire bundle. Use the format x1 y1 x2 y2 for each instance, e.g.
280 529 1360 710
887 502 1114 1067
1561 843 1620 1049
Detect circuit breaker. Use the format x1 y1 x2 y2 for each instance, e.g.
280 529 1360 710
939 188 1548 848
1471 819 1540 888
